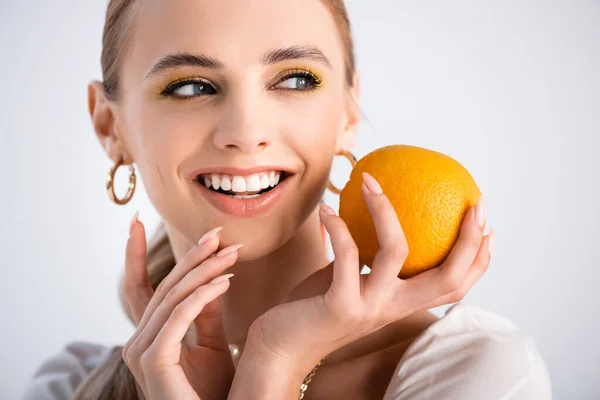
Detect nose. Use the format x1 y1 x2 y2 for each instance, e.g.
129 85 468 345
212 88 272 153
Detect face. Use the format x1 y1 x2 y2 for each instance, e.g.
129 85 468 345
94 0 359 259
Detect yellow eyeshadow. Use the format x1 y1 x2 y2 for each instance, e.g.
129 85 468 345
153 74 210 97
278 64 324 84
268 67 325 94
152 64 326 99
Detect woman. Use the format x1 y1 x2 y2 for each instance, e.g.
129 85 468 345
20 0 552 399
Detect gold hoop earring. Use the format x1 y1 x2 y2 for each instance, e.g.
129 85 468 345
327 150 357 195
106 158 136 205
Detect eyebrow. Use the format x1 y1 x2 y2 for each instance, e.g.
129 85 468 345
145 45 332 79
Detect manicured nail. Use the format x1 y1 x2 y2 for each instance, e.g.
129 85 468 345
475 196 486 227
319 203 336 216
487 228 494 253
210 273 235 284
362 172 383 194
129 211 139 237
198 226 223 246
216 243 243 257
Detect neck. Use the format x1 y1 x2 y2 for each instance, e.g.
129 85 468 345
167 207 329 347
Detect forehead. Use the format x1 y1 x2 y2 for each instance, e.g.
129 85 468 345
127 0 345 76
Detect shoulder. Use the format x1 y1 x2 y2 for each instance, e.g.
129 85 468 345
383 303 552 400
19 341 114 400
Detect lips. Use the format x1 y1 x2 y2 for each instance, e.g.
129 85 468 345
190 167 295 218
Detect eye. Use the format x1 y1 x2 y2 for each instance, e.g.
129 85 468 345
274 71 322 91
160 79 218 99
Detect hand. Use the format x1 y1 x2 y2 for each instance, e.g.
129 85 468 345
247 172 493 376
121 217 241 400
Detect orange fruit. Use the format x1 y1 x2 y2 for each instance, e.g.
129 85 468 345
339 145 484 279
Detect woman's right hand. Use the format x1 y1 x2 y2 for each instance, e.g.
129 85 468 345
121 214 241 400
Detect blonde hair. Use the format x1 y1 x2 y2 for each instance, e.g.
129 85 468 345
75 1 355 398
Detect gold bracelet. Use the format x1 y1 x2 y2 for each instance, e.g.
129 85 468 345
298 354 329 399
228 343 328 399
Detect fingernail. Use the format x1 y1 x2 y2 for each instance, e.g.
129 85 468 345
475 196 486 227
362 172 383 194
210 273 235 284
129 211 139 237
487 228 494 253
198 226 223 246
216 243 243 257
319 203 336 216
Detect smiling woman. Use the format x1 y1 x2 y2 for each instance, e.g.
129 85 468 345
18 0 552 399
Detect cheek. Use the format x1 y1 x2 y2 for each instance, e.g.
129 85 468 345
132 100 214 156
123 100 217 216
282 92 344 155
281 93 344 205
127 98 215 173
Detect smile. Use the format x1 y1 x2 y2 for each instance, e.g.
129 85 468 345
196 171 289 199
191 169 294 218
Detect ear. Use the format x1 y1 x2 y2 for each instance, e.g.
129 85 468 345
336 72 361 153
88 80 133 164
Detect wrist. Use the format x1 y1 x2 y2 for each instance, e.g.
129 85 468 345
228 343 306 400
244 323 326 379
243 337 308 380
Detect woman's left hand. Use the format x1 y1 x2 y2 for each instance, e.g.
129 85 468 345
245 172 494 377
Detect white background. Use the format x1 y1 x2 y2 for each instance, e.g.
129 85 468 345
1 1 599 399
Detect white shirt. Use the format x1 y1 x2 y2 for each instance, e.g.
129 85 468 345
19 303 552 399
382 303 552 399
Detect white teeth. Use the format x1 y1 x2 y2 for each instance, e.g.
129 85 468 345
269 172 275 187
246 174 262 192
260 173 270 189
232 193 262 199
231 176 246 193
200 171 285 192
220 175 232 191
211 175 221 190
228 174 262 193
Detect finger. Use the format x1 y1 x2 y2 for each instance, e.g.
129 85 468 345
360 173 409 303
439 228 493 304
418 228 493 310
434 196 485 289
137 227 224 331
395 226 491 314
123 212 153 325
193 295 229 352
319 203 360 300
133 247 240 353
152 277 232 353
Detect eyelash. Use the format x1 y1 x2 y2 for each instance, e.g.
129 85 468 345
158 70 323 101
